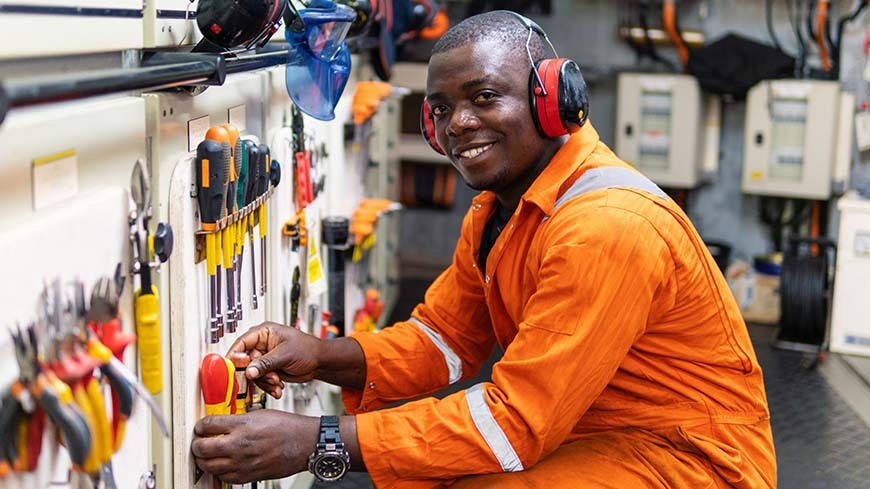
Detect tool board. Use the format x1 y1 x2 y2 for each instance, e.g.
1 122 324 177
0 98 153 487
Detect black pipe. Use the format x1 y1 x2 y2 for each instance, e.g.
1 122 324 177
226 47 287 74
4 52 224 109
0 44 289 123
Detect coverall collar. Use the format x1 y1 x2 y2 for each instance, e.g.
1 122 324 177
469 122 601 216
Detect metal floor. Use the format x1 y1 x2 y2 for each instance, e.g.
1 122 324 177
325 279 870 489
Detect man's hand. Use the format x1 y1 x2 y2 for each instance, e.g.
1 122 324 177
191 410 319 483
227 322 323 399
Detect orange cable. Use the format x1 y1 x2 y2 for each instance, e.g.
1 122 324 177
663 0 690 70
810 201 821 256
817 0 832 71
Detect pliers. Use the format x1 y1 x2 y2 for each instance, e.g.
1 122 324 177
1 325 91 472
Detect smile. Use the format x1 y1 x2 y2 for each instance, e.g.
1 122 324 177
457 143 494 160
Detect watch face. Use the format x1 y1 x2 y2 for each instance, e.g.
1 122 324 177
313 453 349 481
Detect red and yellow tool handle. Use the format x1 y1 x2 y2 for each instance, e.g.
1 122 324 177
36 373 91 469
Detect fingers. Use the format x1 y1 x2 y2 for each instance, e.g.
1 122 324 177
193 415 235 437
226 324 272 358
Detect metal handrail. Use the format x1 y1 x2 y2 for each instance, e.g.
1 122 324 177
0 43 290 126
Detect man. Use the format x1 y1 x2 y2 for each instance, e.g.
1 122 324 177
192 11 777 488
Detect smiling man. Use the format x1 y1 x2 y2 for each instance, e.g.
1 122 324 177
192 10 777 488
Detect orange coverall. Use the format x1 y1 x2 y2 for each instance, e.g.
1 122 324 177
343 123 777 488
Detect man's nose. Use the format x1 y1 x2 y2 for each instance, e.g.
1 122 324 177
446 107 481 137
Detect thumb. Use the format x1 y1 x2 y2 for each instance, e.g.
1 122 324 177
246 348 285 380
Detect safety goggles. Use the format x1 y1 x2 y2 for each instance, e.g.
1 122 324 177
288 0 356 62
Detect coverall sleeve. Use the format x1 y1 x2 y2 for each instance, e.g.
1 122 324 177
342 210 497 414
355 204 674 486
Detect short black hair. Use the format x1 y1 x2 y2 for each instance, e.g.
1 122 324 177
431 10 549 64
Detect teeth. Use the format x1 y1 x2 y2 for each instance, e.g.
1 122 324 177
460 143 493 159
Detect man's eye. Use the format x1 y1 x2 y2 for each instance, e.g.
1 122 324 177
474 92 497 104
431 105 448 117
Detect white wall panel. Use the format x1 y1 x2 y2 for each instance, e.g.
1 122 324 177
0 1 143 58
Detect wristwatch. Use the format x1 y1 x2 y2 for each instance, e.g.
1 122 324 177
308 415 351 482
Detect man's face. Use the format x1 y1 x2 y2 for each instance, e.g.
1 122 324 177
426 39 550 195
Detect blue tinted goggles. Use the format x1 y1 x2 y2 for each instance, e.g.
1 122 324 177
288 0 356 62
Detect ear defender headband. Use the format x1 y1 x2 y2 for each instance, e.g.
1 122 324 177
420 10 589 155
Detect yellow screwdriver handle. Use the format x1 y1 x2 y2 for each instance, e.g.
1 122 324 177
135 286 162 394
223 221 234 271
258 205 267 240
206 233 217 277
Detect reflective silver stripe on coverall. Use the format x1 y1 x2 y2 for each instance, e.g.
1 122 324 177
411 317 463 384
466 384 525 472
552 166 667 214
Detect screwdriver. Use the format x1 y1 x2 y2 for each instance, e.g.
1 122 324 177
246 143 262 310
235 140 251 320
200 353 234 489
206 126 232 338
196 139 226 344
221 124 241 333
257 144 270 297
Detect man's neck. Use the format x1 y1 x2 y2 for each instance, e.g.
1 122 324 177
495 135 568 210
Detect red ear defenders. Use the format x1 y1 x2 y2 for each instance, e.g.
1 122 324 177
420 10 589 155
196 0 286 51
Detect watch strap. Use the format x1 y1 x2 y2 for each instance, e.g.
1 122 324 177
319 415 342 446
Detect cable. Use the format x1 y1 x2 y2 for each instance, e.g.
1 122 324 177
663 0 690 70
816 0 832 72
767 0 784 52
778 237 836 349
638 0 678 72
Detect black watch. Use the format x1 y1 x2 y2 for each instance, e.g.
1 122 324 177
308 415 351 482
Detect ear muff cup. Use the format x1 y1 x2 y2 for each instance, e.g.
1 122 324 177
420 101 445 155
198 0 285 49
529 58 589 138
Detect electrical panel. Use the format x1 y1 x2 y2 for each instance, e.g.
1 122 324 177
742 79 853 200
0 1 143 59
830 192 870 357
615 73 719 189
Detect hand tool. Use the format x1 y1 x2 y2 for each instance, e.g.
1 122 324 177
221 124 241 333
290 266 302 329
200 353 234 489
257 144 271 297
47 283 102 477
246 143 262 310
130 159 164 394
282 210 307 252
72 282 113 470
87 277 136 452
206 126 232 337
197 140 226 344
236 140 251 320
6 325 91 471
292 106 314 210
322 216 351 337
84 275 169 439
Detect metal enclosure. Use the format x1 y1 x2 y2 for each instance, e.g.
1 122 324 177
830 193 870 357
615 73 713 188
742 79 849 200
